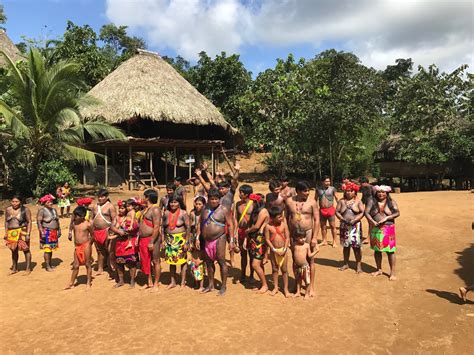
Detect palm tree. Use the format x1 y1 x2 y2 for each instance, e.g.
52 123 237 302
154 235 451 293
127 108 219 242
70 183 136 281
0 47 124 172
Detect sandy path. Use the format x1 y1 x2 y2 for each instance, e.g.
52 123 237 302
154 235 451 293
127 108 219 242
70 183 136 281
0 189 473 353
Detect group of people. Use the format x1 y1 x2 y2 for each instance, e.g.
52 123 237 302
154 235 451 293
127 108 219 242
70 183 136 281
3 163 402 299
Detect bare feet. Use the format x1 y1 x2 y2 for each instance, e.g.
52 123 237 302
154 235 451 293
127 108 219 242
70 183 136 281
23 270 32 276
332 242 338 248
129 283 135 289
318 241 328 247
113 282 124 288
217 287 227 296
167 282 177 289
8 270 19 275
46 267 55 272
304 293 310 300
356 267 363 274
269 289 278 296
86 284 91 290
284 291 292 298
389 274 397 281
201 286 214 293
96 270 104 276
309 288 316 298
338 264 349 271
372 270 383 277
293 292 301 298
64 284 75 290
459 287 468 302
257 286 268 294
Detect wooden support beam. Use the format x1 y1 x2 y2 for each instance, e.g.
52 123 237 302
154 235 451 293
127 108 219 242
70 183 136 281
211 146 215 177
165 151 168 183
104 147 108 187
128 144 132 190
149 152 154 188
173 147 177 178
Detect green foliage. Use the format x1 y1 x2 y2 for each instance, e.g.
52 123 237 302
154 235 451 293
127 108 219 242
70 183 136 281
99 23 146 69
34 159 77 197
390 64 473 166
0 47 125 195
0 4 6 28
187 51 252 128
51 21 110 88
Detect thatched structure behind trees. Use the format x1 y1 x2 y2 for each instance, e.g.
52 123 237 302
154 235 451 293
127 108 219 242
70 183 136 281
81 49 240 189
0 29 23 67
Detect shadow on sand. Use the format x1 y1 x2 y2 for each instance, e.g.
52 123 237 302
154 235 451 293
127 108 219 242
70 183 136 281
426 242 474 304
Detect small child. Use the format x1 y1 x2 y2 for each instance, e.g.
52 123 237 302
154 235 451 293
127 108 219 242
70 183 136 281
125 199 137 249
292 227 319 300
264 206 291 298
65 206 93 290
188 196 206 290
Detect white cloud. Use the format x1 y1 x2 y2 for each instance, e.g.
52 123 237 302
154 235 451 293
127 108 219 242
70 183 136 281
105 0 473 71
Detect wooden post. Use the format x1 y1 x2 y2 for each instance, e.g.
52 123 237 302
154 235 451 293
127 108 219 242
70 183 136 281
83 167 87 185
128 144 132 190
211 146 215 177
104 147 108 187
165 151 168 183
150 152 154 188
173 147 177 178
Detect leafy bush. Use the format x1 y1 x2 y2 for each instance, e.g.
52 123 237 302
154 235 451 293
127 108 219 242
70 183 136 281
34 159 77 197
9 164 35 197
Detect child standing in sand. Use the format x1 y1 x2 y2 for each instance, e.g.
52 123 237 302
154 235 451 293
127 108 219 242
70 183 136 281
125 199 138 249
189 196 206 290
66 206 93 290
293 228 319 299
264 206 291 298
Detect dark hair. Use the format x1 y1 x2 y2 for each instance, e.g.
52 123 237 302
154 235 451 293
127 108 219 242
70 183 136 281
295 181 310 192
295 226 306 237
269 206 283 218
360 176 369 183
167 194 186 210
11 194 23 203
194 196 206 205
126 199 136 207
370 192 396 215
73 206 87 218
208 188 221 199
144 189 158 204
280 175 289 182
250 194 265 225
322 175 330 181
174 176 183 183
269 180 280 192
97 188 109 197
239 184 253 195
166 182 176 191
217 181 231 189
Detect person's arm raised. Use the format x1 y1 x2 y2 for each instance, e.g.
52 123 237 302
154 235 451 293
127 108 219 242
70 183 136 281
195 168 212 192
230 163 240 193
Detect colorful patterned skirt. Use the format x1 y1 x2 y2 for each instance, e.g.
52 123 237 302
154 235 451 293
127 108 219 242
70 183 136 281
115 236 137 265
6 227 29 251
249 232 267 260
370 224 396 253
57 198 71 208
164 232 187 265
340 222 362 248
40 228 59 253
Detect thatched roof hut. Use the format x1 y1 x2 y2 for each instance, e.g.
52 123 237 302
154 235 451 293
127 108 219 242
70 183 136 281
0 29 23 67
81 49 237 137
81 49 239 188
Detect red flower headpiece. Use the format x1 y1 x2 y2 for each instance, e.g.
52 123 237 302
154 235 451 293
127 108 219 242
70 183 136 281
39 194 55 204
342 182 360 192
77 197 93 206
117 199 124 208
249 193 262 202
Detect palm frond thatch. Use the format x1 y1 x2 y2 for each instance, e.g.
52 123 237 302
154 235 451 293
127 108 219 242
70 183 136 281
80 49 238 134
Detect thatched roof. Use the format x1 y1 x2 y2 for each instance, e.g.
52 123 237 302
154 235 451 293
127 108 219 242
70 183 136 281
0 29 23 67
81 49 238 135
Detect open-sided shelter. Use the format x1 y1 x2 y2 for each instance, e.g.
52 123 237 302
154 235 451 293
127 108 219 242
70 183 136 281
81 49 239 188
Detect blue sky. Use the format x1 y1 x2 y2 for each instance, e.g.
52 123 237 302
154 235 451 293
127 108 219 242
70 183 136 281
2 0 472 75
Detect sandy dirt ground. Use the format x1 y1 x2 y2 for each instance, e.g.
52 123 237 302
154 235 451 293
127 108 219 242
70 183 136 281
0 186 473 354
